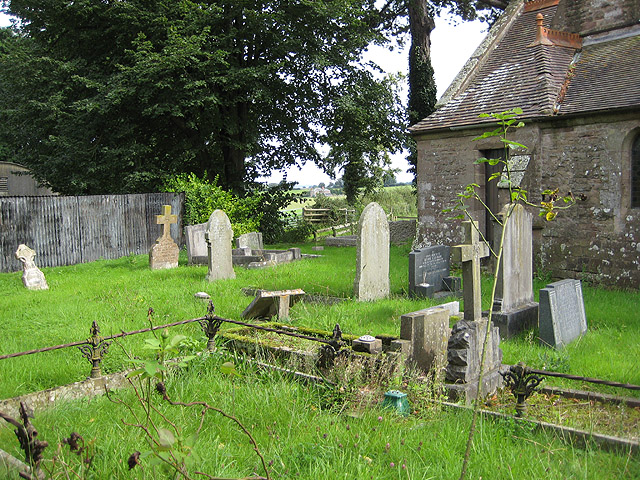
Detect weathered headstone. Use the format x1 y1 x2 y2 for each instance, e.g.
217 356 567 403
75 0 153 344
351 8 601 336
491 204 539 338
15 244 48 290
409 245 460 298
205 210 236 282
452 221 490 321
235 232 263 250
539 279 587 348
354 202 389 301
185 222 208 265
445 319 503 404
241 289 305 320
149 205 179 270
396 305 453 376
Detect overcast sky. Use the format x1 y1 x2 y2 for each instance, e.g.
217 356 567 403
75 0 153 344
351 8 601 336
0 11 487 187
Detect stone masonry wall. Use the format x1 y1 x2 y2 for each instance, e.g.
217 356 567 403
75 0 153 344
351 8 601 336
552 0 640 35
414 113 640 288
536 115 640 287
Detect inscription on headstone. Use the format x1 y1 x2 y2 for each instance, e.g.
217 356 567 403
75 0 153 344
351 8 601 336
409 245 454 298
539 279 587 349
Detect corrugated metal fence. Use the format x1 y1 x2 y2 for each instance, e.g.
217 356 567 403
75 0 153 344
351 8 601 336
0 193 184 272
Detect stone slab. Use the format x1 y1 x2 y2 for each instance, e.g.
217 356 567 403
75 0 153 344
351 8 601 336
325 235 357 247
539 279 587 349
241 289 305 320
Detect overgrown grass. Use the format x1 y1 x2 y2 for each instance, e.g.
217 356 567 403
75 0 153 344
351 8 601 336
1 243 639 478
0 352 637 479
1 244 639 398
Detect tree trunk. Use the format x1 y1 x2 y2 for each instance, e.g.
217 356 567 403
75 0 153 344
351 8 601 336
221 102 249 196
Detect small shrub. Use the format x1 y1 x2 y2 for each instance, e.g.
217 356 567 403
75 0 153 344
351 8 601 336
163 173 260 235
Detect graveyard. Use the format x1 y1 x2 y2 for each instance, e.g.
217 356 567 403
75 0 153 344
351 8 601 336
0 226 639 478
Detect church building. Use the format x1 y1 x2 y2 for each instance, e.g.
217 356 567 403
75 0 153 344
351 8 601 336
410 0 640 287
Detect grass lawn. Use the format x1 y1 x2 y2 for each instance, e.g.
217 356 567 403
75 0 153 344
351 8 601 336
0 243 639 478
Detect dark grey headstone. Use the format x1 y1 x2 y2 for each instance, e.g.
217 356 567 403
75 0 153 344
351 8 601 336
539 279 587 349
409 246 450 298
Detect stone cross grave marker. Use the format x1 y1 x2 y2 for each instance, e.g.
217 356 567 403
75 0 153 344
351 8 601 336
452 221 490 321
539 279 587 349
491 203 538 338
205 209 236 282
15 244 48 290
149 204 179 270
354 202 389 301
157 205 177 239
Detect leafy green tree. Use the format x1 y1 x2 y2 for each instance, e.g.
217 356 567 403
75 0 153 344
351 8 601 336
0 0 406 195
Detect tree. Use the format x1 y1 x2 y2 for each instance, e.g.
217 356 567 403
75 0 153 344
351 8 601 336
377 0 507 182
0 0 406 195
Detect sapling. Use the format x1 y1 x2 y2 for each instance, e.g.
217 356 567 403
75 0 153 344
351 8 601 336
443 108 575 480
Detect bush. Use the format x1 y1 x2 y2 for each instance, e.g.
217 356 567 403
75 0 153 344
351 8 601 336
280 217 316 243
163 173 261 236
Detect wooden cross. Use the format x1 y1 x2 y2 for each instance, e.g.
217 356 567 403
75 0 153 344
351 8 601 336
156 205 177 240
452 221 490 321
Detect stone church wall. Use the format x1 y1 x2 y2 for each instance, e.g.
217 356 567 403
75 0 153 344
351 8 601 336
414 112 640 288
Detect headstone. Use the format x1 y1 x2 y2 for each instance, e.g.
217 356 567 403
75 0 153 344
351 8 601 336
452 221 490 321
241 289 305 320
539 279 587 348
491 204 539 338
398 306 451 376
409 245 460 298
185 223 208 265
445 319 503 404
205 210 235 282
235 232 263 250
15 244 48 290
354 202 389 301
149 205 179 270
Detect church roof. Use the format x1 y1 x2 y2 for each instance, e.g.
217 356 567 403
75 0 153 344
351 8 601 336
410 0 640 134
